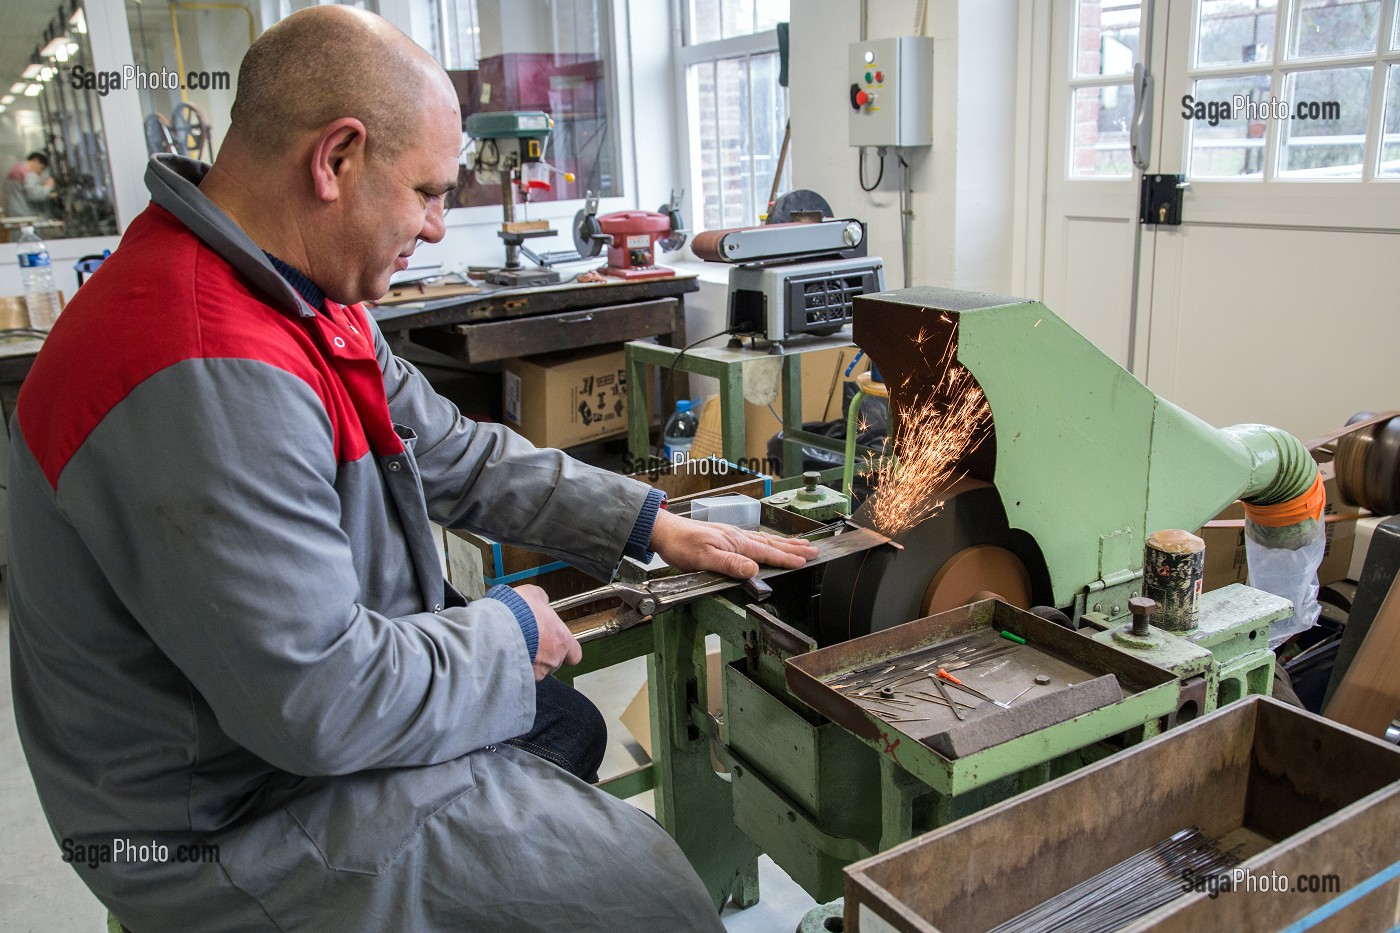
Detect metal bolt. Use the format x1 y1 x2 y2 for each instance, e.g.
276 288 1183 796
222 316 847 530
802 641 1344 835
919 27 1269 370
1093 603 1103 613
804 470 820 492
1112 605 1122 616
1129 596 1157 637
1034 674 1051 685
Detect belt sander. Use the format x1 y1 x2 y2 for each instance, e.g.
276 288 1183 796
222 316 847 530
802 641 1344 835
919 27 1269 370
693 216 885 351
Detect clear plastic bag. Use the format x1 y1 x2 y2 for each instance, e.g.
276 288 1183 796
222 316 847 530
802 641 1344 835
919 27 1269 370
1244 516 1324 648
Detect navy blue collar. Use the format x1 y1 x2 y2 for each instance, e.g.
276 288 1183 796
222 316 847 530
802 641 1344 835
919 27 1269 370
263 252 325 312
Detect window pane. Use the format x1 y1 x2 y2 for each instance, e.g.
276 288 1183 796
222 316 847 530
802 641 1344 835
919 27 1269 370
6 0 119 239
715 56 751 227
1071 85 1135 176
443 0 481 70
451 0 620 206
749 52 790 215
1278 67 1372 177
1381 65 1400 177
1289 0 1380 59
755 0 788 32
1076 0 1141 78
1187 75 1271 177
687 61 721 230
689 0 787 43
1196 0 1276 67
689 53 786 229
722 0 756 40
690 0 721 44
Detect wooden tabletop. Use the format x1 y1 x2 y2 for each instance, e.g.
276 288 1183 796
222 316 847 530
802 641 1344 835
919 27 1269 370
368 273 700 332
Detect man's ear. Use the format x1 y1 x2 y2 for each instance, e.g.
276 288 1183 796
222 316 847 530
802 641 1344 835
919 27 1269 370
309 118 368 203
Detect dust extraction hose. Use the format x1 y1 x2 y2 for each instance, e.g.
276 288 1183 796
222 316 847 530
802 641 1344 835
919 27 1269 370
1221 423 1324 646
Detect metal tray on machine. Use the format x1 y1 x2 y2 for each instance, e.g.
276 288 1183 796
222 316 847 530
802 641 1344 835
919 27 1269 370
785 599 1179 797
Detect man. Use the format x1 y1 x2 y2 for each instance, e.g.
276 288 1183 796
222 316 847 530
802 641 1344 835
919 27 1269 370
7 8 814 931
4 151 52 218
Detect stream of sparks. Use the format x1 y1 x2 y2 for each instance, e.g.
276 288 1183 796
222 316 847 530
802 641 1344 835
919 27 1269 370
864 343 990 538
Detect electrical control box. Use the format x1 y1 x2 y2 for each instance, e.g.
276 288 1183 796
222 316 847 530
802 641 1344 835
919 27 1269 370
847 36 933 148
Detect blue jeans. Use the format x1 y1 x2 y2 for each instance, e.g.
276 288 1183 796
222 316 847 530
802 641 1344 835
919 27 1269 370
505 676 607 783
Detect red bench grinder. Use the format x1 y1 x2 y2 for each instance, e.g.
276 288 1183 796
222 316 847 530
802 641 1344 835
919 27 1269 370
572 191 688 280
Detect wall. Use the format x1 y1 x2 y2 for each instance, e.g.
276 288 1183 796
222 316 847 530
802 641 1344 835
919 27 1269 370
788 0 1018 294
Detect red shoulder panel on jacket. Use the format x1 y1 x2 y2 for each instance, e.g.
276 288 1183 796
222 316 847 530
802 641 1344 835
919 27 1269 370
16 204 373 489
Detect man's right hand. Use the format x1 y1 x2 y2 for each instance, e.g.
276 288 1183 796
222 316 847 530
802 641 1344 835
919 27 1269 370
514 584 582 681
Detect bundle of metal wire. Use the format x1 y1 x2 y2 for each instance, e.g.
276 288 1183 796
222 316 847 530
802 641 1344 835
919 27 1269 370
986 828 1238 933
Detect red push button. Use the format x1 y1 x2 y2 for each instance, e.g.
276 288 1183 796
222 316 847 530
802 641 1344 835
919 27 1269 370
875 70 884 83
855 89 869 106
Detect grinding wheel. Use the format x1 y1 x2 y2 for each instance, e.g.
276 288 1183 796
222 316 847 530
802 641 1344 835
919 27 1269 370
921 545 1032 616
818 478 1045 645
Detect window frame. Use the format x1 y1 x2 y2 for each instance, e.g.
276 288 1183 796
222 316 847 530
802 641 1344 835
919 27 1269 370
1183 0 1400 183
672 4 788 230
418 0 639 231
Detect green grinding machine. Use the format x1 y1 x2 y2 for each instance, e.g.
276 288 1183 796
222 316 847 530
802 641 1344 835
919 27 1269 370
568 286 1321 913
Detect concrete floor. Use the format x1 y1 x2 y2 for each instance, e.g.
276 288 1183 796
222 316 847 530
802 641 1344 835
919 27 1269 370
0 593 817 932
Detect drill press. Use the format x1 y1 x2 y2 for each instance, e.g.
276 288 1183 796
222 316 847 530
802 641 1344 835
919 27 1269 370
464 111 574 287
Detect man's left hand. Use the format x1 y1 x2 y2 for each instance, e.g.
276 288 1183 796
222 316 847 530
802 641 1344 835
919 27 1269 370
649 508 819 580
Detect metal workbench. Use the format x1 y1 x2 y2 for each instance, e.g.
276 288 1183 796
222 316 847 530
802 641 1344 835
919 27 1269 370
369 273 699 364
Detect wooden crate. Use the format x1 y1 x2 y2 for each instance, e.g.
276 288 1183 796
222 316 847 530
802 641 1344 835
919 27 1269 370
846 696 1400 932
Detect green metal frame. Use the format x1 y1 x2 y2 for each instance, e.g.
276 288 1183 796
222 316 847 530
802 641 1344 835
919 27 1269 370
624 338 857 487
617 585 1286 910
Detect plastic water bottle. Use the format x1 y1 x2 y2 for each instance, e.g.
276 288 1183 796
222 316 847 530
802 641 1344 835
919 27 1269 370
17 225 60 328
663 399 699 462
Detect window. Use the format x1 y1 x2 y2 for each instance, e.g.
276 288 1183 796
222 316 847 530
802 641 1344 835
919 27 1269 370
677 0 790 230
1069 0 1142 177
1 0 118 239
1187 0 1400 180
431 0 621 209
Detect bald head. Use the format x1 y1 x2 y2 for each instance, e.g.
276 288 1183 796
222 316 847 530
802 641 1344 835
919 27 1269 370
228 6 451 161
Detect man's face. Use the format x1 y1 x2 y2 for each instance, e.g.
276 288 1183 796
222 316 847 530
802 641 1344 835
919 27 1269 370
328 85 460 305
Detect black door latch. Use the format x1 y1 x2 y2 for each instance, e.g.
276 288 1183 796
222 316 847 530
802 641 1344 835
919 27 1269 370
1140 173 1188 226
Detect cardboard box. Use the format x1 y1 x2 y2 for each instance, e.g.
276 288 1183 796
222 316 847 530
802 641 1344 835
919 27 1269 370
742 345 862 466
1199 501 1248 593
620 648 726 772
502 346 628 449
1318 464 1360 586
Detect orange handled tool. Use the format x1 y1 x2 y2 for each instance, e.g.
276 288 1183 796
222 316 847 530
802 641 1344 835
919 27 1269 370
936 669 1011 709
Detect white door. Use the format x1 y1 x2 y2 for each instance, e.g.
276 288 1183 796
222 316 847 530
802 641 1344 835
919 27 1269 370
1041 0 1155 368
1039 0 1400 440
1141 0 1400 439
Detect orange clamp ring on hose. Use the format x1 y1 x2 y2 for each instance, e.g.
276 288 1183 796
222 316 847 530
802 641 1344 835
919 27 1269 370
1242 472 1325 527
